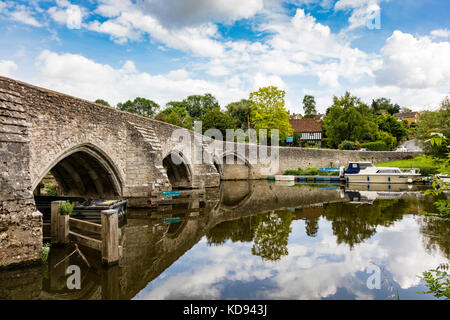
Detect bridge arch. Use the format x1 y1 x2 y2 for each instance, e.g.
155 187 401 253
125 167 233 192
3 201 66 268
33 143 123 197
163 150 193 188
216 152 253 180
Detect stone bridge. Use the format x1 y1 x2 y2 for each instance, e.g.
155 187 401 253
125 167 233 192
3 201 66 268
0 76 420 268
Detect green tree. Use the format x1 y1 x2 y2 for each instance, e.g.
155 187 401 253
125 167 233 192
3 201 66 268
117 97 160 118
416 97 450 158
183 93 220 118
377 114 407 146
302 95 317 118
371 98 400 115
249 86 293 142
322 92 378 148
154 106 193 129
200 108 236 138
226 99 252 129
94 99 111 107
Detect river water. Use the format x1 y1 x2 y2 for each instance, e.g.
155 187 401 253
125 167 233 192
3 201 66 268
0 181 448 300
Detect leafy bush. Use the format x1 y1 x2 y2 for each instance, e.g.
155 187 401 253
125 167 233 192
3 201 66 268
59 201 74 215
361 140 389 151
41 243 50 262
338 140 359 150
44 183 57 196
418 167 439 176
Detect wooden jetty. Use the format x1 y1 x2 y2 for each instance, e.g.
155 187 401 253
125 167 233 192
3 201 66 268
50 201 120 266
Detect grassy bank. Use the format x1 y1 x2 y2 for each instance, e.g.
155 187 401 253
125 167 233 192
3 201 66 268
375 156 449 175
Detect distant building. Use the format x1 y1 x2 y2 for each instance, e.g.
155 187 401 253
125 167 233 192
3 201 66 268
289 119 322 146
314 114 325 121
290 113 303 120
394 111 419 123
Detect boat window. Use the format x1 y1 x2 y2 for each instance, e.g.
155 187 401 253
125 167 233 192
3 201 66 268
352 164 358 168
376 169 401 174
359 163 374 170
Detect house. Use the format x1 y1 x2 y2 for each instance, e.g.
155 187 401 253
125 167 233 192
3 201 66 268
314 114 325 121
289 118 322 146
289 112 303 120
394 111 419 124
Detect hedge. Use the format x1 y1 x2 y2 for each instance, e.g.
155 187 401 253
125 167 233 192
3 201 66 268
361 141 389 151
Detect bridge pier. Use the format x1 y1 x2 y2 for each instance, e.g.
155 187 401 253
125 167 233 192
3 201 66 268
0 86 42 269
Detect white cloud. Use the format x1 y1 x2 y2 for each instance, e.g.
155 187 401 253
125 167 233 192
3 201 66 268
0 60 17 77
335 0 386 30
48 0 85 29
431 28 450 39
8 4 43 27
352 85 447 111
135 216 445 300
33 50 247 107
375 30 450 89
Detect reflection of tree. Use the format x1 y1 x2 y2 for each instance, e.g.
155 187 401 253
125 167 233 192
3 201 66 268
419 216 450 260
206 215 262 246
305 218 319 237
251 211 294 261
322 199 411 249
206 210 295 261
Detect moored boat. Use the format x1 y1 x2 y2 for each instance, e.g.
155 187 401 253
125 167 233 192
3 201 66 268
339 162 421 184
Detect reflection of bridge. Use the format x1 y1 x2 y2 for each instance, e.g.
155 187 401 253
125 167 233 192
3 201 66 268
0 181 345 299
0 75 419 267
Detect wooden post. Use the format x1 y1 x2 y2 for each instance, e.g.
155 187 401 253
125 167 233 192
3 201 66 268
101 265 120 300
101 209 119 266
51 201 69 245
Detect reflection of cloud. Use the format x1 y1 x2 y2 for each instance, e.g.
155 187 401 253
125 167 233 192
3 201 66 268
135 216 447 300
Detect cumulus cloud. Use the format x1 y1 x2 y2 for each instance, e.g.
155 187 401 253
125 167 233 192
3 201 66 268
7 3 43 27
135 216 445 300
48 0 85 29
431 28 450 39
335 0 386 30
0 60 18 77
33 50 247 107
375 30 450 89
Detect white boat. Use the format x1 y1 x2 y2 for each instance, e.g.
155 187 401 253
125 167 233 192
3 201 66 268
275 175 295 181
339 162 421 184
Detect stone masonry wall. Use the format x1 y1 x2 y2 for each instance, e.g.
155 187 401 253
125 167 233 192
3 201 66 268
0 83 42 268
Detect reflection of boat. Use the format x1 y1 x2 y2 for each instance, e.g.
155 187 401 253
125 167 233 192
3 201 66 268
339 162 421 184
344 190 405 204
342 183 420 204
345 183 415 192
274 180 295 187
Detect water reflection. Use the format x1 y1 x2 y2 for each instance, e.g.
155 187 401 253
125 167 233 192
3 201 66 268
0 181 448 300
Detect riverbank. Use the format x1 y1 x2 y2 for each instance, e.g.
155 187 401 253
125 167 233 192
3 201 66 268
375 156 449 175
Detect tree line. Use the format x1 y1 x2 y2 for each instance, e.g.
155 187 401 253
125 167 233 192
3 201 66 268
94 89 449 153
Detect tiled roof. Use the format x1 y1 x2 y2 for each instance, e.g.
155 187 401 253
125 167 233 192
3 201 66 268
289 119 322 133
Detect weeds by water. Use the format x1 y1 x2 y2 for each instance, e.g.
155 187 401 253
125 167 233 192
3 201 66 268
417 263 450 299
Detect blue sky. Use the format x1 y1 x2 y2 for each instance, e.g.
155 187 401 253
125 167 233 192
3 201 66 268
0 0 449 113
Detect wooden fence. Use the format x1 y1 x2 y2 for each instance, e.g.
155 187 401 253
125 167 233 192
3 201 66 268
51 201 120 265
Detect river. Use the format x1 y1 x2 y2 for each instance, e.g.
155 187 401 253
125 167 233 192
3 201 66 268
0 181 448 300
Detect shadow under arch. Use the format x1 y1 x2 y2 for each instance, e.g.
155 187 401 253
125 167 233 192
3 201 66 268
217 152 253 181
163 150 193 189
219 180 254 211
33 143 123 197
